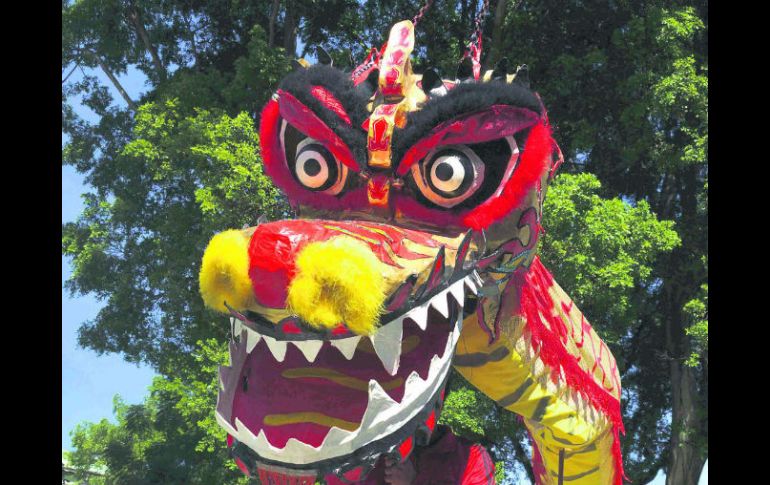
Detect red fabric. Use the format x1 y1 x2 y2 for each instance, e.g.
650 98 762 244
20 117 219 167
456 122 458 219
519 258 624 432
462 121 553 230
519 257 626 484
460 444 496 485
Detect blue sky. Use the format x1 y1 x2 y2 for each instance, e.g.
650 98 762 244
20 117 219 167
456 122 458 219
61 57 705 485
62 66 156 452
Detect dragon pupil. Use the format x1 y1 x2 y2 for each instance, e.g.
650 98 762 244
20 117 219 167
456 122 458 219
304 158 322 176
435 162 454 182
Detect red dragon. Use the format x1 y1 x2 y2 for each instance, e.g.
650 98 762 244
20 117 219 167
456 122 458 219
199 19 625 485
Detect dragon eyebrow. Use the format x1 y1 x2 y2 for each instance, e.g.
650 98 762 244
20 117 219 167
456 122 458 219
310 86 352 126
395 105 540 176
277 89 359 171
392 81 542 166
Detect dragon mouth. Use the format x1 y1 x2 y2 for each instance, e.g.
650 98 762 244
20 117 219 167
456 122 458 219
216 271 482 474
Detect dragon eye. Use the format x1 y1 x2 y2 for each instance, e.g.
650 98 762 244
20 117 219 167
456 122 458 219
282 122 348 195
411 146 485 208
294 141 336 189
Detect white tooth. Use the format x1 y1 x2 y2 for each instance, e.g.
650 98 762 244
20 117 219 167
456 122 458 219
464 275 479 295
215 410 240 438
449 279 466 307
235 418 273 452
246 329 262 353
365 379 400 427
407 302 430 330
369 319 403 375
262 335 288 362
430 292 450 318
322 425 357 452
331 335 361 360
292 340 323 362
281 437 325 464
472 271 483 288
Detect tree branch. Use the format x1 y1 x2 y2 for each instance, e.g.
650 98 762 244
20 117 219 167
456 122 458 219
62 61 81 84
85 50 137 111
512 436 535 483
127 3 166 80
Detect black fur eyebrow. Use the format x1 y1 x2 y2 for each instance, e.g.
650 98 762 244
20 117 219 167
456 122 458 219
278 65 370 168
392 81 543 165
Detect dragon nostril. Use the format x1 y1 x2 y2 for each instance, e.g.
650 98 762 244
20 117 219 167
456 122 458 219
286 237 387 335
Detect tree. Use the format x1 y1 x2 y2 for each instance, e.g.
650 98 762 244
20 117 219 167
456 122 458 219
67 340 249 485
63 1 707 483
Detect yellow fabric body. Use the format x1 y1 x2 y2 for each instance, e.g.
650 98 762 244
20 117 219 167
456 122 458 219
454 288 618 484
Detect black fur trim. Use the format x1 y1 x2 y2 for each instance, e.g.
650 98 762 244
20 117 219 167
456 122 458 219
392 81 543 165
279 65 370 168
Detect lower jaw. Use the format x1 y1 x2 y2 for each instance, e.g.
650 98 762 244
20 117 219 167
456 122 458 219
219 308 463 478
218 272 480 478
229 373 449 480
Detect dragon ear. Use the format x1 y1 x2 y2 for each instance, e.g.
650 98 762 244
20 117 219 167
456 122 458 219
456 57 474 83
316 46 333 66
421 68 443 92
492 57 509 81
512 64 530 88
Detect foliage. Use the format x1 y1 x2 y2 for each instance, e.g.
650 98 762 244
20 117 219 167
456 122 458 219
540 173 681 344
683 282 708 368
67 341 248 485
62 99 288 372
63 0 707 482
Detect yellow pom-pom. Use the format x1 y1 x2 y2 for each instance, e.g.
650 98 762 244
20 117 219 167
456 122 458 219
199 229 254 313
287 237 386 335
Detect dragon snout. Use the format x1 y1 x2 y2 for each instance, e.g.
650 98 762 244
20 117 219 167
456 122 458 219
199 220 393 335
199 219 470 336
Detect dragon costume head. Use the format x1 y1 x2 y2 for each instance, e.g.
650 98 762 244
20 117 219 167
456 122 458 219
200 19 624 485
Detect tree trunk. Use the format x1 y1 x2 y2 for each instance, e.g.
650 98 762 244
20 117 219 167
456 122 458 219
659 164 706 485
268 0 280 48
185 15 201 66
127 4 166 80
283 1 297 57
487 0 509 67
666 359 706 485
459 0 470 53
87 50 137 110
